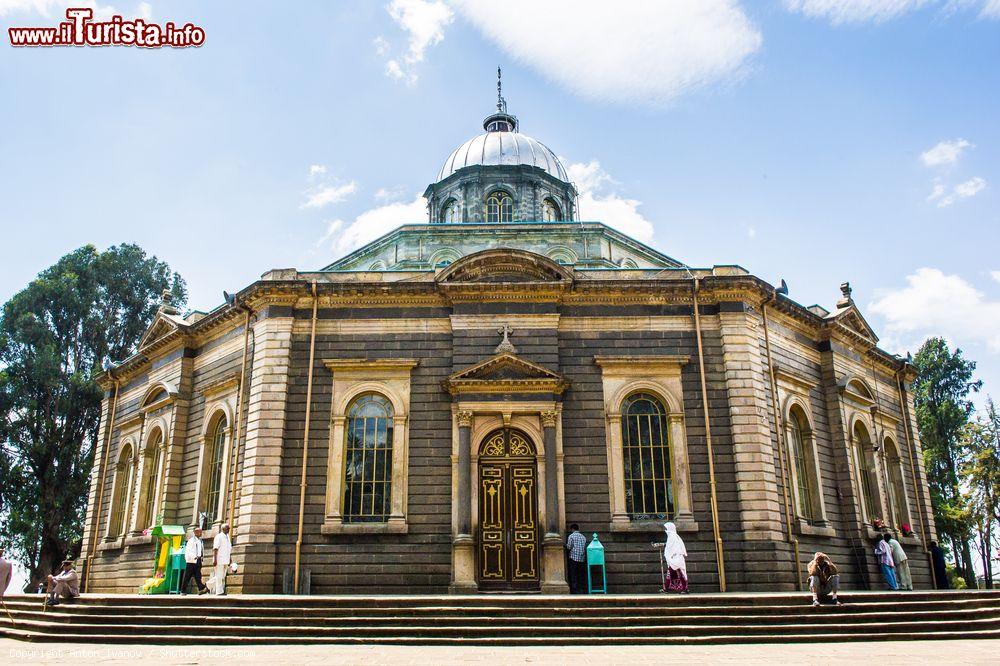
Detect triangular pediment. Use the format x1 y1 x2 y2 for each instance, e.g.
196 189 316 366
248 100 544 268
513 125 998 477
828 304 878 344
443 353 568 395
138 311 188 349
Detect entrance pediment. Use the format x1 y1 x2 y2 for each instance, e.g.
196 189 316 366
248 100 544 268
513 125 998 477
443 353 569 395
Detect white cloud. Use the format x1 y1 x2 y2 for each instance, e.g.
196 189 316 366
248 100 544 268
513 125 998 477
784 0 933 24
451 0 761 106
308 164 327 178
376 0 453 86
566 160 654 242
983 0 1000 17
936 176 986 207
320 195 427 256
990 270 1000 284
301 181 358 209
870 268 1000 353
0 0 149 19
926 181 946 201
921 138 973 167
375 185 407 202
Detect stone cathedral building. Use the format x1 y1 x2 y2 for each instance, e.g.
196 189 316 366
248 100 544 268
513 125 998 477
79 89 937 596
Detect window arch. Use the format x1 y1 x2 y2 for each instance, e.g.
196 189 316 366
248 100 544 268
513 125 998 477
343 393 394 523
621 392 673 519
440 198 460 223
486 190 514 223
107 442 136 537
787 405 819 521
137 428 164 529
852 421 879 522
202 413 228 526
542 198 562 222
884 437 910 529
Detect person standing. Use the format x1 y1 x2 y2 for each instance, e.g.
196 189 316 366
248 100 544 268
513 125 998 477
565 524 587 594
212 523 233 595
0 548 12 597
807 552 842 606
181 527 209 595
662 522 688 593
887 533 912 591
45 560 79 606
875 534 898 591
930 541 951 589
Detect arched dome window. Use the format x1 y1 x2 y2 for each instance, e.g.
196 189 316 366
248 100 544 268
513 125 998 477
621 392 673 519
542 198 562 222
343 393 394 523
440 199 460 223
486 191 514 223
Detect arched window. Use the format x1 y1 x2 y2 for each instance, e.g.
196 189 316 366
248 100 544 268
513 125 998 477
621 393 673 519
885 437 909 529
343 393 394 523
787 407 814 520
486 191 514 223
108 443 135 537
853 422 878 521
542 198 562 222
440 199 460 223
203 415 227 526
138 429 164 529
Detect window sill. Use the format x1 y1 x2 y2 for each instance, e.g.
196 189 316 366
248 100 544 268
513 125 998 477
98 537 125 552
321 519 408 535
609 518 699 534
796 520 836 538
899 535 922 546
124 533 155 547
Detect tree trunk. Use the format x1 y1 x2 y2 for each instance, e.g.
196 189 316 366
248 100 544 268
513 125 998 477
30 533 67 594
961 538 976 587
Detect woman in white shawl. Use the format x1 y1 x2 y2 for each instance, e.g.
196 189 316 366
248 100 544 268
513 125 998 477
662 522 688 593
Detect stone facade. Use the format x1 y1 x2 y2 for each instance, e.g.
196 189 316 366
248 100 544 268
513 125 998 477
77 98 937 597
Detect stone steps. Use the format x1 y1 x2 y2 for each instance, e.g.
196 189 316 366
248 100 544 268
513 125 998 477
2 591 998 645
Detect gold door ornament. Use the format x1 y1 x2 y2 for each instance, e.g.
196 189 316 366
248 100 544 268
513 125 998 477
477 428 539 590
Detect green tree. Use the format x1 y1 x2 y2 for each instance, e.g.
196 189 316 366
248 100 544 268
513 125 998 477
912 337 981 587
0 244 185 590
961 399 1000 588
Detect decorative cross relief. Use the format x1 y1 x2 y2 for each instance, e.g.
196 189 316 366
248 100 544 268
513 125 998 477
495 323 518 355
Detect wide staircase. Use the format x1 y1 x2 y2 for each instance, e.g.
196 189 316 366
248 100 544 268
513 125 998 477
2 591 999 645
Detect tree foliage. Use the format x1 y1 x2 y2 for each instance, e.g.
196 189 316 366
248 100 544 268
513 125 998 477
960 399 1000 588
0 244 185 590
912 337 981 585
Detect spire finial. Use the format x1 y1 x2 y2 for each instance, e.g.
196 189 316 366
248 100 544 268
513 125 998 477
497 65 507 113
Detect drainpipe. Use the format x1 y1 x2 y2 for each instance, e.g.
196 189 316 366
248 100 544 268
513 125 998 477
293 281 320 594
226 304 254 535
692 277 726 592
84 373 120 593
760 290 803 590
895 363 936 588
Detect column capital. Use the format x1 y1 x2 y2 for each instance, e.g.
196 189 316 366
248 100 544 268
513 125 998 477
668 413 684 425
540 410 558 428
456 410 474 428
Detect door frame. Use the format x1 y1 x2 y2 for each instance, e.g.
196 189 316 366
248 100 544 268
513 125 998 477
475 427 540 591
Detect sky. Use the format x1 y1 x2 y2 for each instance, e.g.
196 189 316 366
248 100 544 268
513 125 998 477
0 0 998 406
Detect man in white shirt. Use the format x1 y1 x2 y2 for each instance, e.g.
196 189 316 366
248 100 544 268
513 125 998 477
181 527 209 595
212 523 233 595
45 560 79 606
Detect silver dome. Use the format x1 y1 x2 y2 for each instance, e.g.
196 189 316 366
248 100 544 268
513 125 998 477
437 131 569 183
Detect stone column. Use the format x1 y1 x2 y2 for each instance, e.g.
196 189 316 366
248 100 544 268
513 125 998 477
668 414 695 526
450 410 477 593
540 410 569 594
457 411 473 537
232 314 294 594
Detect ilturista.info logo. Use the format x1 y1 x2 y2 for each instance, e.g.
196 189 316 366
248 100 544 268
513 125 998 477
8 8 205 48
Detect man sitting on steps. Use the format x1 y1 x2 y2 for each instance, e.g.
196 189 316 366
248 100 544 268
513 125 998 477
45 559 79 606
807 552 842 607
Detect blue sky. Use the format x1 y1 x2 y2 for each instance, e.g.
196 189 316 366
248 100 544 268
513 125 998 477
1 0 999 411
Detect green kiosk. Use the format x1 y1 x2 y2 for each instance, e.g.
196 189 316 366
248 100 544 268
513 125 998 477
139 524 187 594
